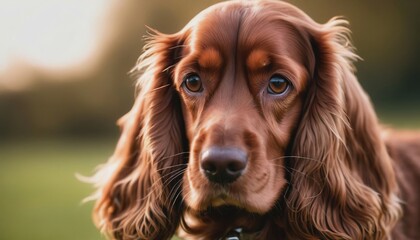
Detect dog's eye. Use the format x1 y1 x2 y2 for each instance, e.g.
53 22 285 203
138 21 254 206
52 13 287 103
183 74 203 93
267 75 290 95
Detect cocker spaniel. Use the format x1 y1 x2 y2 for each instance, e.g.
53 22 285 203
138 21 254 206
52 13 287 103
89 1 420 239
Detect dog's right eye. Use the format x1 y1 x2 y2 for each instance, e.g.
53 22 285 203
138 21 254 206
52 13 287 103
267 75 290 95
183 74 203 93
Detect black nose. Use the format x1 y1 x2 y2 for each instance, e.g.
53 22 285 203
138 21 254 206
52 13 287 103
200 147 248 184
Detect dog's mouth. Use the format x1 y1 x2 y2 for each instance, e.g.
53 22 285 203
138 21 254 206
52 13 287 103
210 193 243 208
183 161 284 214
185 180 276 214
193 205 266 239
198 187 256 212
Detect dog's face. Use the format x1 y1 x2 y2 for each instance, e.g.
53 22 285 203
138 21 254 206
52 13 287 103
92 1 401 239
174 3 310 213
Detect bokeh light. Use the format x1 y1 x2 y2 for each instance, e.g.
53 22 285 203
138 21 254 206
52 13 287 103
0 0 107 70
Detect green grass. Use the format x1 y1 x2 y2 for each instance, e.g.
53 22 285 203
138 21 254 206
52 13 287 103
0 139 183 240
0 139 114 240
378 110 420 129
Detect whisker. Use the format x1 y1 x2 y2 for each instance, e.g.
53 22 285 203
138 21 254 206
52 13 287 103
282 183 298 213
168 179 185 213
269 155 324 164
154 151 190 164
149 84 171 93
162 64 176 73
272 163 323 186
163 168 186 191
134 166 186 202
157 166 186 189
270 162 325 202
156 163 188 172
130 152 189 203
180 188 192 213
169 44 187 50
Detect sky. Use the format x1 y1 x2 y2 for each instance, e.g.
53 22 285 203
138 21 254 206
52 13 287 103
0 0 109 71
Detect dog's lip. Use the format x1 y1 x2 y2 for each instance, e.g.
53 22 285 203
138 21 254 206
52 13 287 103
186 180 271 213
188 190 245 211
210 193 243 208
187 190 269 214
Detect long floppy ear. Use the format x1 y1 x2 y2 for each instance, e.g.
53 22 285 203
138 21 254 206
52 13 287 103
285 18 401 239
89 31 187 239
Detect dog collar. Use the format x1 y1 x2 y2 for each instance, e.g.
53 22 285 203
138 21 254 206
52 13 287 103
220 228 257 240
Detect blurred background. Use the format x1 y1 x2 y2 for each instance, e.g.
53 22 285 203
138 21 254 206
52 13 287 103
0 0 419 239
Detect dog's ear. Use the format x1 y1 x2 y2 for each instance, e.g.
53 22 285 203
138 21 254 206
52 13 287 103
286 18 401 239
90 30 187 239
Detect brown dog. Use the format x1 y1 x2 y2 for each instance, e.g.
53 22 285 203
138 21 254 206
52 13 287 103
89 1 420 239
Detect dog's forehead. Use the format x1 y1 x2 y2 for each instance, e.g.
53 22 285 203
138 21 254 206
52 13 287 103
186 5 243 55
186 2 308 69
176 1 312 94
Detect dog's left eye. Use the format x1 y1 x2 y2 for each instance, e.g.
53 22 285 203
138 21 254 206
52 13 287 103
267 75 290 95
183 73 203 93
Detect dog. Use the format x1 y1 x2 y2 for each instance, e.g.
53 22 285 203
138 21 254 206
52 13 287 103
89 1 420 239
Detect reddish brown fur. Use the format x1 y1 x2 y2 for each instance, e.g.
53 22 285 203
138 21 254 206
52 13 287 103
89 1 420 239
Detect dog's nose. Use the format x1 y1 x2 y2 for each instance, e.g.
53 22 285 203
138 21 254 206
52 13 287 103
200 147 248 184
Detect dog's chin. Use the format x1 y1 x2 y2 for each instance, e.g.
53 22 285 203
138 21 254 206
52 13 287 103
186 191 273 214
183 171 284 214
183 204 269 234
208 192 243 207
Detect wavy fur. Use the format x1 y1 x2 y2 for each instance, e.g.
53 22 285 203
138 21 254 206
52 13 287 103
86 1 420 239
285 17 401 239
